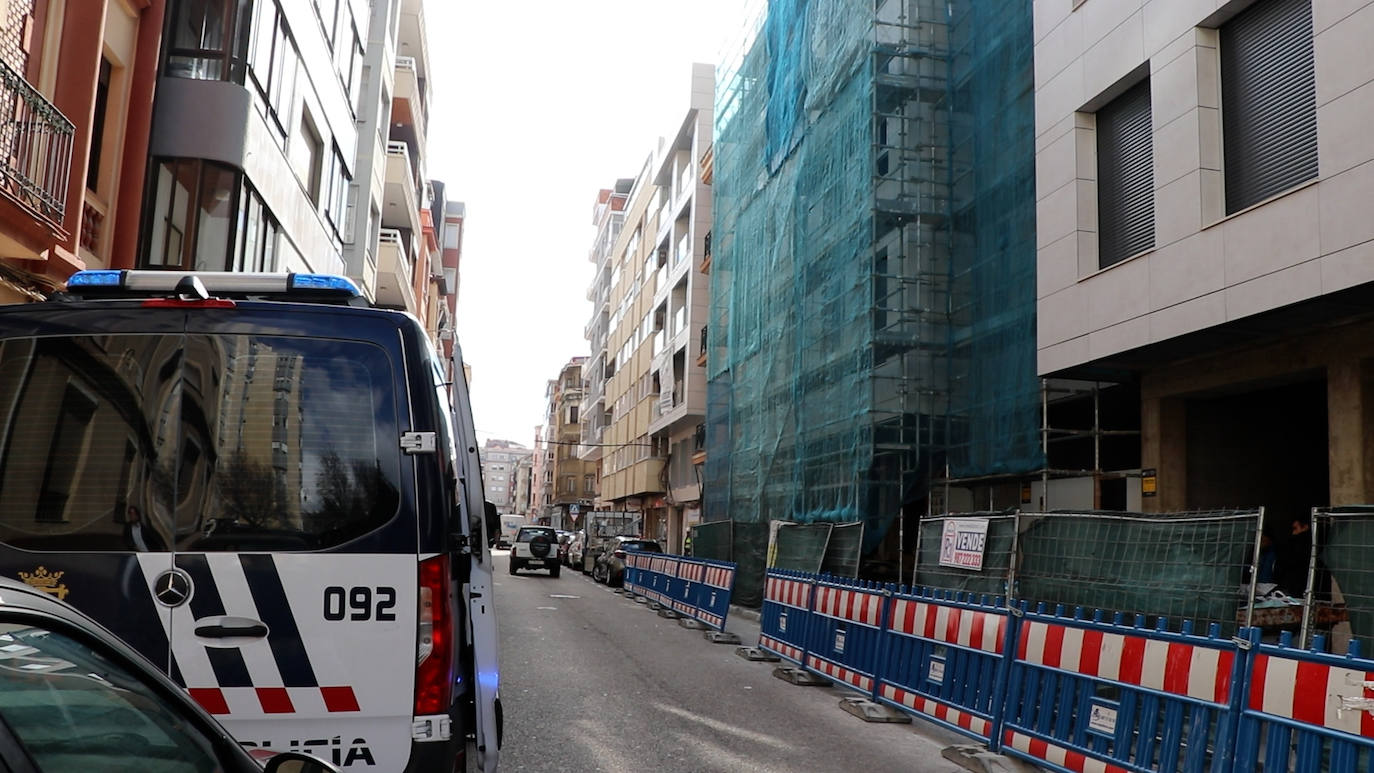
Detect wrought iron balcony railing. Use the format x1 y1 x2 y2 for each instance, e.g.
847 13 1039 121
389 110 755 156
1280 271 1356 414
0 59 73 223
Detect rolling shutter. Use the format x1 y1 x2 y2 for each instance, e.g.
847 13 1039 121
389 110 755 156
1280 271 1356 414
1221 0 1317 214
1097 78 1155 269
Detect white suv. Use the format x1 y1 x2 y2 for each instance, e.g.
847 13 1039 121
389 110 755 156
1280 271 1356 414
510 526 561 577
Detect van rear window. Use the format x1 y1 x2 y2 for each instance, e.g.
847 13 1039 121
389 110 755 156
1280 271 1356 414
0 334 401 552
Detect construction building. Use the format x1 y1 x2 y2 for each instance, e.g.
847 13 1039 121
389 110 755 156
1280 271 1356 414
704 0 1040 599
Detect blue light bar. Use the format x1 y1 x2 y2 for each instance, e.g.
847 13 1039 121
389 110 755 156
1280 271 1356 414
288 273 361 296
66 270 125 289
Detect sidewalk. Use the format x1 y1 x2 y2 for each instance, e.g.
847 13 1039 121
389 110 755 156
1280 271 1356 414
723 603 1040 773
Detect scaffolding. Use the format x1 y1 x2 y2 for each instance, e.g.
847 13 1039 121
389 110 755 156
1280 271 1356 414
705 0 1039 604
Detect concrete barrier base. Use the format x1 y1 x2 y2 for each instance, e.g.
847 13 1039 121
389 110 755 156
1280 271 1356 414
735 646 781 662
703 630 742 644
633 597 649 605
656 608 680 619
678 618 706 630
838 697 912 724
773 666 831 686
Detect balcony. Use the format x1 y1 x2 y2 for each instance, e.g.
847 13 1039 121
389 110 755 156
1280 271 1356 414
375 227 416 312
392 55 428 154
383 141 420 233
700 230 711 274
697 325 707 367
0 59 73 256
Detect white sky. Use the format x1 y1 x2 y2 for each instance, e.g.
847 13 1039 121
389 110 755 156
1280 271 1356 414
424 2 744 446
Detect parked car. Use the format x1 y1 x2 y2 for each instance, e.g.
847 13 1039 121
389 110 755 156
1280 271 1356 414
568 531 588 572
592 537 664 586
0 576 338 773
510 526 561 577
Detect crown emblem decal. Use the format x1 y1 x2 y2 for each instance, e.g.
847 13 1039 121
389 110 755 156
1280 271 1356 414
18 567 68 600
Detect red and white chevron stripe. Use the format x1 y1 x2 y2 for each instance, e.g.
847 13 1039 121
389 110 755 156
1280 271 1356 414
759 635 803 663
888 599 1005 654
693 611 723 629
679 561 704 583
878 684 991 737
814 586 884 627
1248 653 1374 736
1017 621 1234 704
189 686 359 716
765 576 812 609
703 566 734 589
1002 730 1129 773
805 654 873 692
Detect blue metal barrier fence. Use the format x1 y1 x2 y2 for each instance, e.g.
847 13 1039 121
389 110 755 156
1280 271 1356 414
623 550 737 632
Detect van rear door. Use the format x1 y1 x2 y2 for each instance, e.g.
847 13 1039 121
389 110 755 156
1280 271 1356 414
164 318 421 770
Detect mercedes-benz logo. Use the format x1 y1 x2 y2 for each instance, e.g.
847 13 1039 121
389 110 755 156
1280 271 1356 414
153 569 193 608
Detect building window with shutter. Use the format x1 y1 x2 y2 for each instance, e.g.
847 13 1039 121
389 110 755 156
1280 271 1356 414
1220 0 1316 215
1096 78 1154 269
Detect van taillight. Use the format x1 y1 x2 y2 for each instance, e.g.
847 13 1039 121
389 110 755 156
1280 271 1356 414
415 555 453 716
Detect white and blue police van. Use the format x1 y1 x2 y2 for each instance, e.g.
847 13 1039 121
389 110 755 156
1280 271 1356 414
0 270 501 771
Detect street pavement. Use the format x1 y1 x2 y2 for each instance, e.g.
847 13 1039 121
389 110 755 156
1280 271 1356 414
491 549 970 773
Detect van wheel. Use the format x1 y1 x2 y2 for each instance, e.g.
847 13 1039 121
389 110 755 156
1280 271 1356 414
550 565 561 579
593 564 607 584
508 559 519 575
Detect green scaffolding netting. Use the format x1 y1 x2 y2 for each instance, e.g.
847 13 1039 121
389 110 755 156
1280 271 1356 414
705 0 1041 605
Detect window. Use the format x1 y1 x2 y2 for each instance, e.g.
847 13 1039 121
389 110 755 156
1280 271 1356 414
567 406 579 425
293 116 323 206
143 158 240 270
325 145 351 236
584 474 595 494
165 0 233 80
35 383 98 522
1220 0 1316 214
561 476 576 494
1096 78 1154 268
233 182 280 272
247 1 297 140
87 58 112 191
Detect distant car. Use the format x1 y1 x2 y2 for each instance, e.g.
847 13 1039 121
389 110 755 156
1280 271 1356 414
592 537 663 586
556 530 574 565
510 526 561 577
0 577 338 773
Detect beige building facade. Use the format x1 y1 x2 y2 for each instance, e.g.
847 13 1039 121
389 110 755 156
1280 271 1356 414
1034 0 1374 520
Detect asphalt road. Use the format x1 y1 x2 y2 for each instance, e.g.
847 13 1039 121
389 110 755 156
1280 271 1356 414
491 550 968 773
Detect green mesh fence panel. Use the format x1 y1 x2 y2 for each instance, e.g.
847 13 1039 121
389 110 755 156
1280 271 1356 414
704 0 1040 594
771 522 831 574
1016 511 1261 634
733 521 770 607
1315 507 1374 652
821 522 864 578
691 520 733 562
914 513 1016 597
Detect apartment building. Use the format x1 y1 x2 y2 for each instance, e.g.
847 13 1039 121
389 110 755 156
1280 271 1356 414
1034 0 1374 525
548 357 596 529
578 179 633 495
0 0 164 303
479 439 531 514
510 452 533 518
645 67 713 555
141 0 363 278
531 425 552 523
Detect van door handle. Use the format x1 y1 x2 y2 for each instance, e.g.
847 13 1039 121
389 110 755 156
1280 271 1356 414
194 617 268 638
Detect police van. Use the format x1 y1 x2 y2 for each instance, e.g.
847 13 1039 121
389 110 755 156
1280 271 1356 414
0 271 501 771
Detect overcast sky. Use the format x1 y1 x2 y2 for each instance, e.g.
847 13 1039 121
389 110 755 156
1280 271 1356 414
425 2 746 446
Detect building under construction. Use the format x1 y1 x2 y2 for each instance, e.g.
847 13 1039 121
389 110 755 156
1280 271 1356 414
702 0 1041 602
